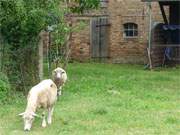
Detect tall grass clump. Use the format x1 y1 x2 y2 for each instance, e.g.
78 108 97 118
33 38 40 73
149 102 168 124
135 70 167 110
0 72 10 104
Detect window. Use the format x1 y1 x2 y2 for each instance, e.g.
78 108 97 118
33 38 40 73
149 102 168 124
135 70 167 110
100 0 109 7
123 23 138 38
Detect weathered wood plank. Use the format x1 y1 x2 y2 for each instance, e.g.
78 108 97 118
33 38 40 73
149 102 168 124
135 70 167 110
91 17 109 58
100 18 109 58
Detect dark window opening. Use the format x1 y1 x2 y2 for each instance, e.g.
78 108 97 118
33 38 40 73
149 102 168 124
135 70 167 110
123 23 138 38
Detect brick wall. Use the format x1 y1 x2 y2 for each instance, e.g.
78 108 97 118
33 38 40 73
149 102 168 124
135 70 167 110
70 0 166 64
70 17 91 62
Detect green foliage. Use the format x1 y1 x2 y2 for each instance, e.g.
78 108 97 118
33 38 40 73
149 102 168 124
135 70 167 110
70 0 100 13
0 0 60 43
0 72 10 104
0 0 99 92
1 38 40 92
0 0 66 91
0 0 99 47
0 72 9 84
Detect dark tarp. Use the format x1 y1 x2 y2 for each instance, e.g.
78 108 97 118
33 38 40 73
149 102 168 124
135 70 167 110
163 25 180 30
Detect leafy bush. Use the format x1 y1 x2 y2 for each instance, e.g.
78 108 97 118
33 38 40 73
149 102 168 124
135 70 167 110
0 72 10 104
0 72 9 84
0 0 99 92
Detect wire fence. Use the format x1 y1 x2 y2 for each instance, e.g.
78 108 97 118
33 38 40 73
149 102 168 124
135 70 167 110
0 32 67 92
0 37 46 92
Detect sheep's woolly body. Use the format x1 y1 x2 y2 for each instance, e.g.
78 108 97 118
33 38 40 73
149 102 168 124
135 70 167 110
26 79 57 112
20 67 68 131
20 79 58 131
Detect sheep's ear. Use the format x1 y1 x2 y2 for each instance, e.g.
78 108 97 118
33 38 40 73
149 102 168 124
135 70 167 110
18 112 25 116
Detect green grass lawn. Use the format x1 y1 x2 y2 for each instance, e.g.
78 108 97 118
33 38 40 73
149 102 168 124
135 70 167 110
0 63 180 135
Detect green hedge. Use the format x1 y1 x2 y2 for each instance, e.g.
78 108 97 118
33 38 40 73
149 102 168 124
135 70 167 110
0 72 10 104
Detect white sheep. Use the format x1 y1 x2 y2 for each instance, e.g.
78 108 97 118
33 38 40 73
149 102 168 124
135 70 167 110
52 67 67 96
18 79 57 131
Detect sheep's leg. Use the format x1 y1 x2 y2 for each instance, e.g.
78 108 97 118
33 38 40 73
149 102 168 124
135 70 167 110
58 90 62 96
42 111 47 128
58 86 62 96
47 107 54 125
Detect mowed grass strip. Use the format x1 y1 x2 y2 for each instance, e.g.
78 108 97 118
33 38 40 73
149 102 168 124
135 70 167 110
0 63 179 135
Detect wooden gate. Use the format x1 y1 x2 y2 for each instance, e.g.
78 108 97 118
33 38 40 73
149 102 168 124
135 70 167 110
91 17 110 59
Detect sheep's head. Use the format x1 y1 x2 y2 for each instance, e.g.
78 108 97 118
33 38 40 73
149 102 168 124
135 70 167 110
52 67 67 87
19 112 39 131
